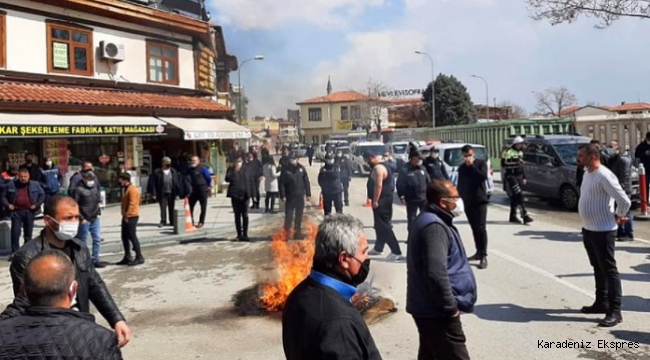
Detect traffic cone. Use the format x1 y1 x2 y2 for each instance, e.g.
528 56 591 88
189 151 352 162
364 198 372 207
318 193 324 210
184 198 197 232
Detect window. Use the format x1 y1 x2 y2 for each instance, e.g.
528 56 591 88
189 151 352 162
351 105 361 120
146 41 179 85
0 14 5 68
341 106 349 120
46 23 93 76
444 147 488 167
308 108 322 121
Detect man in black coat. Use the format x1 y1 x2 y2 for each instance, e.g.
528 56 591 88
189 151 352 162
397 151 430 231
0 250 123 359
279 154 311 240
423 147 449 181
608 140 634 241
318 154 343 216
0 195 131 348
147 157 182 227
226 156 255 241
335 149 354 206
282 214 382 360
457 144 490 269
246 151 264 209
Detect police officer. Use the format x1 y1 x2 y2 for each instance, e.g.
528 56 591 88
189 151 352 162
334 149 353 206
502 136 533 224
279 154 311 240
423 147 449 181
318 154 343 216
396 150 430 231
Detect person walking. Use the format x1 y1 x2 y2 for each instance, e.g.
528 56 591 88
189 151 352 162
279 146 291 169
228 142 246 168
246 151 264 209
307 144 315 166
263 155 281 214
365 152 404 261
406 180 477 360
2 168 45 260
502 136 533 224
335 148 354 206
148 157 182 228
423 147 449 181
74 171 106 268
187 156 212 228
279 154 311 240
577 144 630 327
318 154 343 216
226 156 255 241
41 157 62 203
458 144 490 270
396 150 430 231
608 141 634 241
282 214 382 360
117 173 144 266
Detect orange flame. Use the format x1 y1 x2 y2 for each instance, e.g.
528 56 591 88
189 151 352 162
259 223 318 312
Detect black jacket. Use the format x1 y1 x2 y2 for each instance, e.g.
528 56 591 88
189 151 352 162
396 164 430 203
20 163 43 184
457 159 489 205
248 158 263 180
423 157 449 181
335 156 354 181
0 233 125 327
318 164 343 195
610 154 633 195
0 307 123 360
68 171 100 198
225 166 255 200
148 168 184 199
74 181 102 222
282 272 382 360
279 164 311 199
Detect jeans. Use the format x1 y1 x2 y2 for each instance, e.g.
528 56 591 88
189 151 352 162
617 210 634 238
412 316 471 360
582 229 622 314
78 217 101 263
189 188 208 225
10 210 34 254
158 193 175 225
465 202 488 258
372 196 402 255
406 200 427 231
121 216 142 259
323 192 343 216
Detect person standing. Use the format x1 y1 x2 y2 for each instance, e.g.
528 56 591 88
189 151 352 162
502 136 533 224
423 147 449 181
608 141 634 241
21 153 43 184
365 152 404 261
226 156 255 241
148 157 182 228
41 157 62 203
68 161 99 198
318 154 343 216
2 168 45 260
307 144 315 167
577 144 631 327
279 154 311 240
74 171 105 268
396 151 430 231
335 149 354 206
1 164 18 181
228 142 246 167
117 173 144 266
458 144 489 270
263 155 281 214
279 146 291 170
247 152 264 209
282 214 382 360
187 156 212 228
406 180 477 360
634 131 650 192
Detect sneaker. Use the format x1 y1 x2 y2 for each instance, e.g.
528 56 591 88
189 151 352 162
386 253 406 262
509 215 522 224
368 249 383 256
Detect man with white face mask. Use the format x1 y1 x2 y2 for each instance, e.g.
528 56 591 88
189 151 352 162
1 195 131 348
396 150 430 231
423 147 449 181
74 171 105 268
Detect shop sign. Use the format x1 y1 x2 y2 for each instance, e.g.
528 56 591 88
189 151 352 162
0 125 166 137
185 130 251 140
335 120 353 131
52 42 69 69
378 89 426 98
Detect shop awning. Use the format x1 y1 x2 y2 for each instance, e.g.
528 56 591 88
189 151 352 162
0 113 167 137
158 117 251 140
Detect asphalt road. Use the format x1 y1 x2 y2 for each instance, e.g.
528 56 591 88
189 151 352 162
0 162 649 359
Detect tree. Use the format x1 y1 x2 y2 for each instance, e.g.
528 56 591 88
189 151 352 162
358 79 391 139
422 74 476 127
498 100 529 119
526 0 650 28
533 87 577 117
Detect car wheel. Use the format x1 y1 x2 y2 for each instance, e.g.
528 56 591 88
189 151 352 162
560 185 579 211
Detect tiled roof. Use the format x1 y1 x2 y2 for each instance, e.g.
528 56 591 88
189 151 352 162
297 90 372 105
610 102 650 111
389 98 423 106
559 106 581 116
0 82 232 112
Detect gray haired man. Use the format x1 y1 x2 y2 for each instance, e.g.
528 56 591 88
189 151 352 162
282 214 382 360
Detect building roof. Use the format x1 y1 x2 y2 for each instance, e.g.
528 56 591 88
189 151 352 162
559 106 581 116
296 90 372 105
610 102 650 111
0 82 232 113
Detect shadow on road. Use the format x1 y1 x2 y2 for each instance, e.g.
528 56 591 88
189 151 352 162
473 303 595 323
514 230 582 242
610 330 650 346
616 246 650 255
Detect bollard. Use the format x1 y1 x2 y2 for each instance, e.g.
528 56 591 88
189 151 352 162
634 164 650 221
173 209 186 234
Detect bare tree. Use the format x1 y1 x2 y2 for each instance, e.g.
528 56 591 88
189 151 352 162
534 87 577 117
358 79 392 139
526 0 650 28
498 100 529 119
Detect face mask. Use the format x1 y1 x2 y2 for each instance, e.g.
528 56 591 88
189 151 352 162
190 163 198 168
85 181 95 187
417 160 423 166
48 216 78 241
46 161 53 167
326 159 334 165
349 257 371 286
289 160 297 166
336 153 342 158
431 153 439 159
448 198 465 218
646 139 650 145
236 161 243 168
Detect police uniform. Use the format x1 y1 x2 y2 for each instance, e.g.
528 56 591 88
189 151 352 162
318 155 343 216
501 137 533 224
396 151 430 231
279 155 311 239
334 153 353 206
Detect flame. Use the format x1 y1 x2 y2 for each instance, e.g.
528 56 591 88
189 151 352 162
259 223 318 312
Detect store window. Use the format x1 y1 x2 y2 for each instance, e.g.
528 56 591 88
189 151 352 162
0 139 40 169
146 41 179 85
46 22 93 76
67 137 122 203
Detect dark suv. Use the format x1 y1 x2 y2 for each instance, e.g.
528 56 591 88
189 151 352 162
501 135 639 211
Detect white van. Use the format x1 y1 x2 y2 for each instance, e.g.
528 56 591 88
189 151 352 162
350 141 387 175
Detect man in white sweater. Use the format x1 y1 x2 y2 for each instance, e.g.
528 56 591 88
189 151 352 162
577 144 631 328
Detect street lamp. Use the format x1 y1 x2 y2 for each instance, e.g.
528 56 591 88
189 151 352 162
415 51 435 128
471 74 489 120
237 55 265 124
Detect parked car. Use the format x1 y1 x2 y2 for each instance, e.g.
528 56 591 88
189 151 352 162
315 144 326 161
350 141 388 175
500 134 640 211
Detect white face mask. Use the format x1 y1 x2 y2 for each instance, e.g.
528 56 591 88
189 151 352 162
289 160 297 166
46 161 53 167
336 153 342 158
449 198 465 218
85 181 95 188
431 153 439 159
236 161 243 168
417 160 423 166
48 216 78 241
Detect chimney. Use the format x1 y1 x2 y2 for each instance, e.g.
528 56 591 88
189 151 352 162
621 101 626 105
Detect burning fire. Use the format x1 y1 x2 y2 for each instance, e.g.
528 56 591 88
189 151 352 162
258 223 318 311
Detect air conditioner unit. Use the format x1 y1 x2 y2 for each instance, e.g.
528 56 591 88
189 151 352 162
99 41 125 62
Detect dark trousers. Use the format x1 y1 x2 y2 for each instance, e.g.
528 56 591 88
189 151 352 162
308 156 313 166
341 179 350 204
158 193 175 225
413 316 471 360
231 197 249 237
582 229 622 313
284 196 305 233
189 188 208 225
506 175 527 216
251 182 261 208
373 196 402 255
10 210 34 254
323 192 343 216
265 191 278 212
121 216 142 259
406 200 427 231
465 202 488 258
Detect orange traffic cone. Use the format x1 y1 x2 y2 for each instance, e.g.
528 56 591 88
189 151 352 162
318 193 324 210
184 198 197 232
364 198 372 207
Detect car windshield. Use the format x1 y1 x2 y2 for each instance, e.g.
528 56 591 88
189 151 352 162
359 145 386 156
444 147 488 167
392 144 408 154
552 143 588 166
337 147 350 154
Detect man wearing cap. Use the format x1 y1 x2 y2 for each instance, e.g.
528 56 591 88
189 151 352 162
423 147 449 181
397 150 430 231
279 154 311 240
502 136 533 224
147 157 182 228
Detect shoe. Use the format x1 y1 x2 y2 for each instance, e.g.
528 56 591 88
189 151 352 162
240 235 251 242
270 210 278 214
478 258 488 269
368 249 383 256
598 313 622 327
386 253 406 262
196 223 204 229
128 257 145 266
7 254 13 262
158 222 165 228
116 257 132 266
93 261 108 268
523 215 533 224
509 215 522 224
345 201 350 206
467 253 481 261
293 233 305 240
580 304 608 314
616 235 634 242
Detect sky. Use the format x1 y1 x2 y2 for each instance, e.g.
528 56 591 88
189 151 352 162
208 0 650 118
